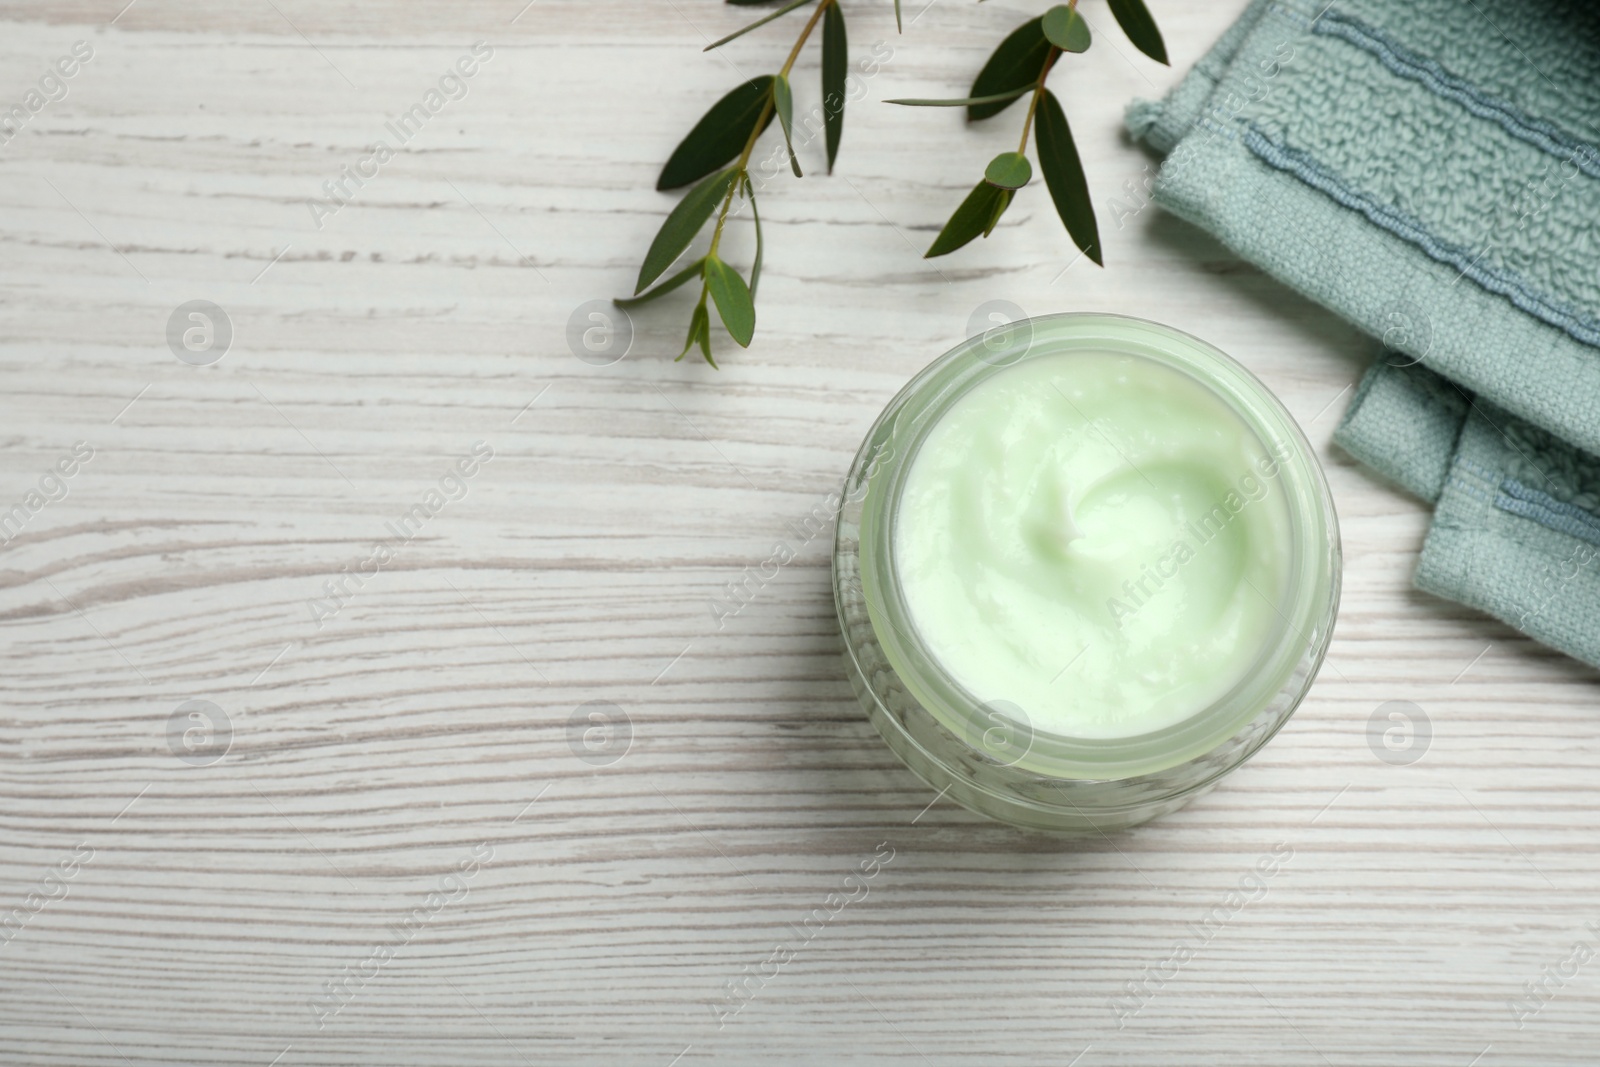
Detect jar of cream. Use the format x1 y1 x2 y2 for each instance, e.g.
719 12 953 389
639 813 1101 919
833 313 1340 833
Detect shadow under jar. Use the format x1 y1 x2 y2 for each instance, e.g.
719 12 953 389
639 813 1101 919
833 313 1341 834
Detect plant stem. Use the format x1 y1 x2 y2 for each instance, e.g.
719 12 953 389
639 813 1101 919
779 0 832 78
1016 0 1077 155
707 0 834 261
1016 47 1061 154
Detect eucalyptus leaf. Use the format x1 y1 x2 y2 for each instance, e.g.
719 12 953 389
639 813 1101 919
983 151 1032 190
678 300 715 365
773 74 802 177
886 86 1032 108
743 176 765 299
822 0 847 172
658 76 776 191
968 16 1050 121
697 310 716 365
705 256 756 347
926 180 1007 258
984 188 1014 237
894 0 902 33
1034 88 1102 265
616 257 706 308
1108 0 1168 64
1041 5 1091 53
637 168 738 293
704 0 813 52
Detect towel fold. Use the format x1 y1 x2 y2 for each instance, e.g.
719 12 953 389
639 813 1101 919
1128 0 1600 670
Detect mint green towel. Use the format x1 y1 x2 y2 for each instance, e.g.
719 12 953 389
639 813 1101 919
1128 0 1600 670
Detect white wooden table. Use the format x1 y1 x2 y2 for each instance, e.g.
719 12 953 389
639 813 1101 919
2 1 1597 1063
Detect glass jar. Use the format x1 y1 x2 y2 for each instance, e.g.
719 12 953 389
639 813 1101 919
832 313 1341 833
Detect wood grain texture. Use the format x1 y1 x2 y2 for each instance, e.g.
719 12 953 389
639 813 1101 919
1 1 1597 1064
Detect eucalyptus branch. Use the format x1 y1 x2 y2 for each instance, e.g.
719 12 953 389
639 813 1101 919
618 0 847 366
895 0 1168 264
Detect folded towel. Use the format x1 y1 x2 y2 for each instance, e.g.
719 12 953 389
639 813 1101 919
1128 0 1600 670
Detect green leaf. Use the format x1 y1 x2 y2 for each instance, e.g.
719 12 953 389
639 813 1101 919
984 151 1032 190
1108 0 1168 64
705 256 756 347
1034 88 1102 265
894 0 902 33
658 77 775 191
983 188 1014 237
697 308 717 365
926 180 1007 258
704 0 813 52
615 257 705 308
886 87 1032 108
773 74 802 177
968 16 1050 121
637 168 738 293
743 176 765 299
822 0 847 172
1041 5 1091 53
678 300 714 365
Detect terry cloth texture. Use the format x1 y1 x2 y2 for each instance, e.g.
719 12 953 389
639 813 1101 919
1128 0 1600 670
